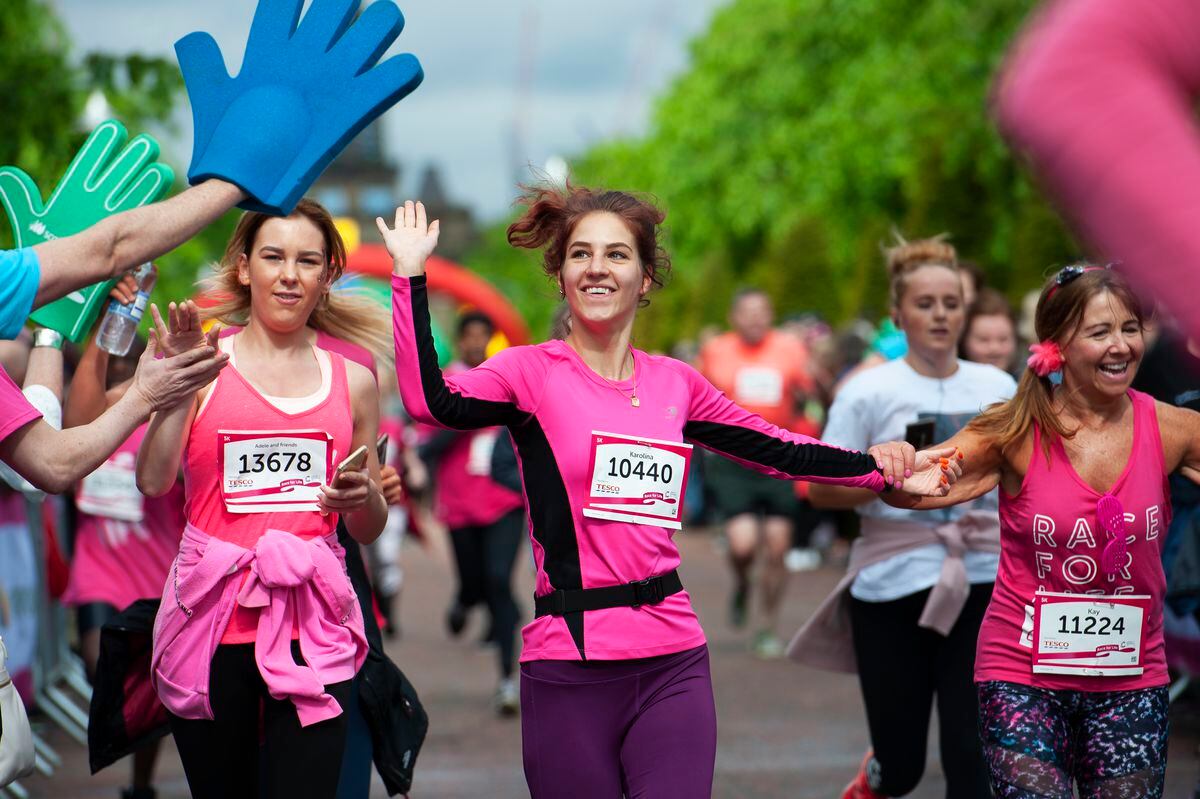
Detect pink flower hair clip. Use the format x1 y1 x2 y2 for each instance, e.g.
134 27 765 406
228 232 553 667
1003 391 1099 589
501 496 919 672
1027 340 1064 377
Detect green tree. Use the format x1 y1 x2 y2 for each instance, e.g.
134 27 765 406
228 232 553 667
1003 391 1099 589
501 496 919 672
0 0 237 315
467 0 1080 350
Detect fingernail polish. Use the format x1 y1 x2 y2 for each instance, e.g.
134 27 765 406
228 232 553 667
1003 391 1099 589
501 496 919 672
904 469 912 478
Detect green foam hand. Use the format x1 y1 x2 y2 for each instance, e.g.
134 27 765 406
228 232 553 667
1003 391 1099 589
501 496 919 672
0 120 175 340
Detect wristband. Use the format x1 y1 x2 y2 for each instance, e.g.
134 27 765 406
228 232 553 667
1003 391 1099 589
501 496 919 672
31 328 64 350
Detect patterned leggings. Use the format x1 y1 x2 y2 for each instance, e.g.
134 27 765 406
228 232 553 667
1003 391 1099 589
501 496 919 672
976 681 1169 798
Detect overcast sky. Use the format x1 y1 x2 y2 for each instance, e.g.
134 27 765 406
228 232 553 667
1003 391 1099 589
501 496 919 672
52 0 727 222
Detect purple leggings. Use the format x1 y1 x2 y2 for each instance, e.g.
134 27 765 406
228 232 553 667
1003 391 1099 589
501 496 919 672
520 644 716 799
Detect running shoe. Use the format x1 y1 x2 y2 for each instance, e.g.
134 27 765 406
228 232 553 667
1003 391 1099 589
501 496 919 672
121 788 157 799
494 678 519 718
729 584 749 629
752 630 785 660
785 546 822 572
446 602 468 638
841 750 887 799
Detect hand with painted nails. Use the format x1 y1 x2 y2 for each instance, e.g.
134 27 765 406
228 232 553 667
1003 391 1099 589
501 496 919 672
869 441 917 490
897 445 962 497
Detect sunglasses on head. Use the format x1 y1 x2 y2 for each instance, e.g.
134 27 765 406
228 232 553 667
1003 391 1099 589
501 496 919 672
1048 262 1119 298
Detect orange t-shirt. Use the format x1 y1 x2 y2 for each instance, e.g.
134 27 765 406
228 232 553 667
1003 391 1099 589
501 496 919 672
698 330 814 434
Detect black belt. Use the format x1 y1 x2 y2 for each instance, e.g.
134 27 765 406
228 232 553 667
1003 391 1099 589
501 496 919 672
534 570 683 618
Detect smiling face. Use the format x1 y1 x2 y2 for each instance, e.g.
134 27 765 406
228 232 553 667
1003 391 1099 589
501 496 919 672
1060 290 1144 400
560 211 651 334
237 215 330 333
963 313 1017 371
894 264 965 360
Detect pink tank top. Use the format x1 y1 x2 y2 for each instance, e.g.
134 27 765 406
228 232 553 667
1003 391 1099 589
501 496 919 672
976 389 1170 691
64 425 183 609
184 344 354 644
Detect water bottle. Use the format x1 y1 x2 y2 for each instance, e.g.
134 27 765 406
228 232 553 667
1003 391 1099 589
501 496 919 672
97 263 156 356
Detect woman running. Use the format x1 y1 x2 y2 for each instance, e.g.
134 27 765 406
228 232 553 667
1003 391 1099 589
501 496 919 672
136 198 389 799
887 264 1180 797
62 280 183 799
383 188 959 798
791 236 1016 799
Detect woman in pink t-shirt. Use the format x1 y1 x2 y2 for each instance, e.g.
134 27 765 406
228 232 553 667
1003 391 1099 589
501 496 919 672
382 190 961 799
888 266 1195 798
137 199 388 799
62 325 184 799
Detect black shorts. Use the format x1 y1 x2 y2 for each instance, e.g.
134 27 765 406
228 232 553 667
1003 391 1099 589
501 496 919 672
706 452 798 521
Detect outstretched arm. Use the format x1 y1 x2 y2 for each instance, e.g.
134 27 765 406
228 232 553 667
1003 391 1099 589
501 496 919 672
880 428 1001 511
2 333 227 494
31 179 244 309
384 201 533 430
681 363 957 498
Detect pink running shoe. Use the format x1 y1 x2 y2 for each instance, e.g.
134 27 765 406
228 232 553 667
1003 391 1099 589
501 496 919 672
841 750 888 799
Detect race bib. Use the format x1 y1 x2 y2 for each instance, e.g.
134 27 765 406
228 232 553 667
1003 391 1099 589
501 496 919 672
466 430 499 477
1031 591 1150 677
734 367 784 406
583 431 693 529
218 429 332 514
77 452 144 522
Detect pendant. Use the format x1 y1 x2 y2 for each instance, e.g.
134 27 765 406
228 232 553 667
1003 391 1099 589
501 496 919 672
631 395 640 408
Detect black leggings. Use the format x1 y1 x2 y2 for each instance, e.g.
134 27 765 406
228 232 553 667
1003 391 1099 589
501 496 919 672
849 582 993 798
168 643 352 799
450 509 524 678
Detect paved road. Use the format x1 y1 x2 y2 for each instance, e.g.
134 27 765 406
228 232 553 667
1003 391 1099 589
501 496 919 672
21 528 1200 797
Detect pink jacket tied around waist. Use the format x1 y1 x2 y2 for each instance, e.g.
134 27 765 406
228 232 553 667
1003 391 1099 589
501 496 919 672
788 510 1000 673
151 524 366 727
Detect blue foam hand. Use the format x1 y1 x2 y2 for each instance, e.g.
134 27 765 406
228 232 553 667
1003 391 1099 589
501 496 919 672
176 0 423 215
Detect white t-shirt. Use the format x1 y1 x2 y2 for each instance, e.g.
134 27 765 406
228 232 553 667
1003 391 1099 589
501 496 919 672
822 358 1017 601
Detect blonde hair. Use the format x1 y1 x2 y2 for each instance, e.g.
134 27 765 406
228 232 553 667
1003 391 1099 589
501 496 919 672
201 199 392 368
884 232 959 308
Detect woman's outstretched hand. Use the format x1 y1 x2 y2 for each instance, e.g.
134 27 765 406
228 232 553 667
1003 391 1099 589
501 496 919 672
149 300 217 359
900 445 963 497
377 200 440 278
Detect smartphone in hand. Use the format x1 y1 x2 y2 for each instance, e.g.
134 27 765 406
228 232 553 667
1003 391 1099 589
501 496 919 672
332 445 369 486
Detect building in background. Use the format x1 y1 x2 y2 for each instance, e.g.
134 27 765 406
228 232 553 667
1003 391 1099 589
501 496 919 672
313 122 476 262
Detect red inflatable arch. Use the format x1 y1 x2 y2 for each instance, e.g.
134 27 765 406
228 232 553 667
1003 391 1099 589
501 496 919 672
348 244 529 346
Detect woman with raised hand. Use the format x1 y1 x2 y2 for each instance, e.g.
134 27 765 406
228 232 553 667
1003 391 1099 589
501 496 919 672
383 188 959 798
886 265 1180 798
136 199 388 799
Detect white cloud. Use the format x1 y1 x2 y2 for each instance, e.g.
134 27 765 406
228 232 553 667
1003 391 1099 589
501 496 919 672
50 0 725 221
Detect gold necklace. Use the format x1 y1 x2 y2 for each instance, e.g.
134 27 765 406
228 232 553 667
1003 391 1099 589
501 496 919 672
598 348 640 407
